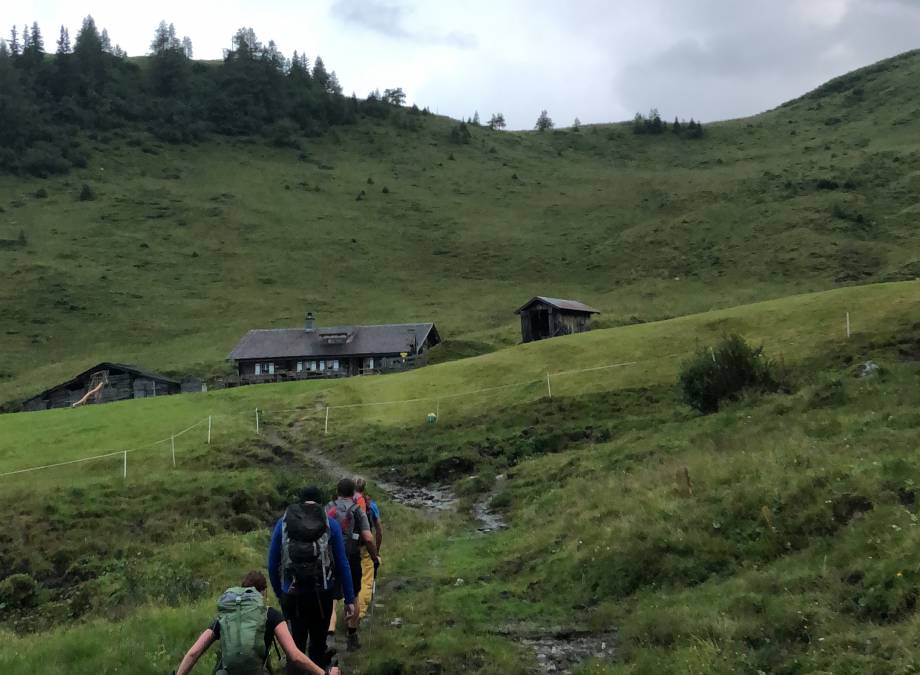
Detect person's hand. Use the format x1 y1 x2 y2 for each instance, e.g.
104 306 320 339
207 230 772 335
345 603 356 619
374 556 382 573
330 667 340 675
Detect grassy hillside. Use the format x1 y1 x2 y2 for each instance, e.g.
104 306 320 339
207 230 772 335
4 50 920 403
1 282 919 673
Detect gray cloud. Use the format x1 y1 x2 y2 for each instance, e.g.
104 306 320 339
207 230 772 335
330 0 477 48
614 0 920 121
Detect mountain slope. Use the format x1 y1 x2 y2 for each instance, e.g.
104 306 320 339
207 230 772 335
3 50 920 403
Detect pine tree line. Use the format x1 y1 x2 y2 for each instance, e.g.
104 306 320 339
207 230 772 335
632 108 704 138
0 17 415 176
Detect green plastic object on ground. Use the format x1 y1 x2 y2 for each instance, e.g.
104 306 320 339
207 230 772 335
215 586 268 674
426 412 437 424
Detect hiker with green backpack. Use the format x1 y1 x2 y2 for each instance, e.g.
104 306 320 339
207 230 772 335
173 570 338 675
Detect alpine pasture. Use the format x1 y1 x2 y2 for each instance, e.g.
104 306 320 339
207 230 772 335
3 42 920 674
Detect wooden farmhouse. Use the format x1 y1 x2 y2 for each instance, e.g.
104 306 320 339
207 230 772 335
516 296 600 343
21 362 182 411
227 313 441 383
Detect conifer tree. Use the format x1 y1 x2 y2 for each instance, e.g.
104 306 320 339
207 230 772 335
181 36 193 59
472 110 480 125
312 55 329 89
56 26 71 54
100 28 112 53
535 109 553 131
488 112 506 130
9 26 20 55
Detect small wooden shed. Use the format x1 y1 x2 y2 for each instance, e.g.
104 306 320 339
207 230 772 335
21 362 181 412
515 296 600 343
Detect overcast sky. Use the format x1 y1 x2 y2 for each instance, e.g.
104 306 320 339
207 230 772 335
17 0 920 128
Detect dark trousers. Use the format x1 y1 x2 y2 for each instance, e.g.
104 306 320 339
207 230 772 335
281 590 333 671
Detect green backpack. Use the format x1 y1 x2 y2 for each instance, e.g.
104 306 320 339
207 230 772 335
214 586 269 675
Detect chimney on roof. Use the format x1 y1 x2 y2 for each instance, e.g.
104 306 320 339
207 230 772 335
305 312 315 333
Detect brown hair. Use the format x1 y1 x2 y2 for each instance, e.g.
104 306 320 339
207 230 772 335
355 476 367 494
241 570 267 592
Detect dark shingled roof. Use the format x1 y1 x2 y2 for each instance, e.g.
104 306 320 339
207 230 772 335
228 323 440 361
515 296 600 315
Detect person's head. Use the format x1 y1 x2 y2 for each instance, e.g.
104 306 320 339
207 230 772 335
355 476 367 495
337 477 356 498
241 570 267 597
299 485 323 504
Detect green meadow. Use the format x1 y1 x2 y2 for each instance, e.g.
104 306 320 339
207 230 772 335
1 280 919 672
4 48 920 674
4 49 920 405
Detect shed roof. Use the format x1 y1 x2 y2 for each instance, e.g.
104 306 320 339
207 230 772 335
515 296 600 315
227 323 439 361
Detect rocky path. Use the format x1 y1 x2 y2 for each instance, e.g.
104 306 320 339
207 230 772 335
266 424 612 672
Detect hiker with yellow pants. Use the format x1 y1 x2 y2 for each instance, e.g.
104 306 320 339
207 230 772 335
328 477 384 639
355 477 383 618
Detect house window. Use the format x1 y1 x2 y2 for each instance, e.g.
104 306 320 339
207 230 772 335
309 360 317 372
319 360 325 372
296 361 304 373
332 359 340 370
255 362 274 375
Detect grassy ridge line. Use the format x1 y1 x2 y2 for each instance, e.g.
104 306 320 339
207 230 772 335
1 280 917 475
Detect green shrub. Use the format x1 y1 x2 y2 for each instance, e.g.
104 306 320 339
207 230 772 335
448 122 471 145
79 184 96 202
0 573 38 610
679 334 780 413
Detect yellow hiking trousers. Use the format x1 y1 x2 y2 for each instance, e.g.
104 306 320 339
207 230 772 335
357 548 375 618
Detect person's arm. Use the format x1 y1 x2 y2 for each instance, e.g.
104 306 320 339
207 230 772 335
357 510 380 563
175 628 215 675
328 519 356 607
361 530 379 563
267 519 283 599
274 622 330 675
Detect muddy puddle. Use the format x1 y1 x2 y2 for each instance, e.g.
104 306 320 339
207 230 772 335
518 630 617 673
473 489 508 533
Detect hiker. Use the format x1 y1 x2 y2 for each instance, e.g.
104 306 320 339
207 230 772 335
173 570 338 675
354 476 383 619
268 486 356 672
327 477 380 651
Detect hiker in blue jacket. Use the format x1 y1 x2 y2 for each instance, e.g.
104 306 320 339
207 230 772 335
269 485 355 671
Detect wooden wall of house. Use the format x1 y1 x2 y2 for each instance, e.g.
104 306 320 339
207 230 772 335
520 303 593 343
21 369 180 411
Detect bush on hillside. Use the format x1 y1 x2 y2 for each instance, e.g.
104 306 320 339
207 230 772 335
78 184 96 201
0 573 38 609
679 334 780 413
448 121 471 145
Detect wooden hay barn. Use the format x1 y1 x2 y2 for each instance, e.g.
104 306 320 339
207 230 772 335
515 296 600 343
21 362 181 412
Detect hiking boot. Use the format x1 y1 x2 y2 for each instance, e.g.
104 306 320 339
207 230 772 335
346 631 361 652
